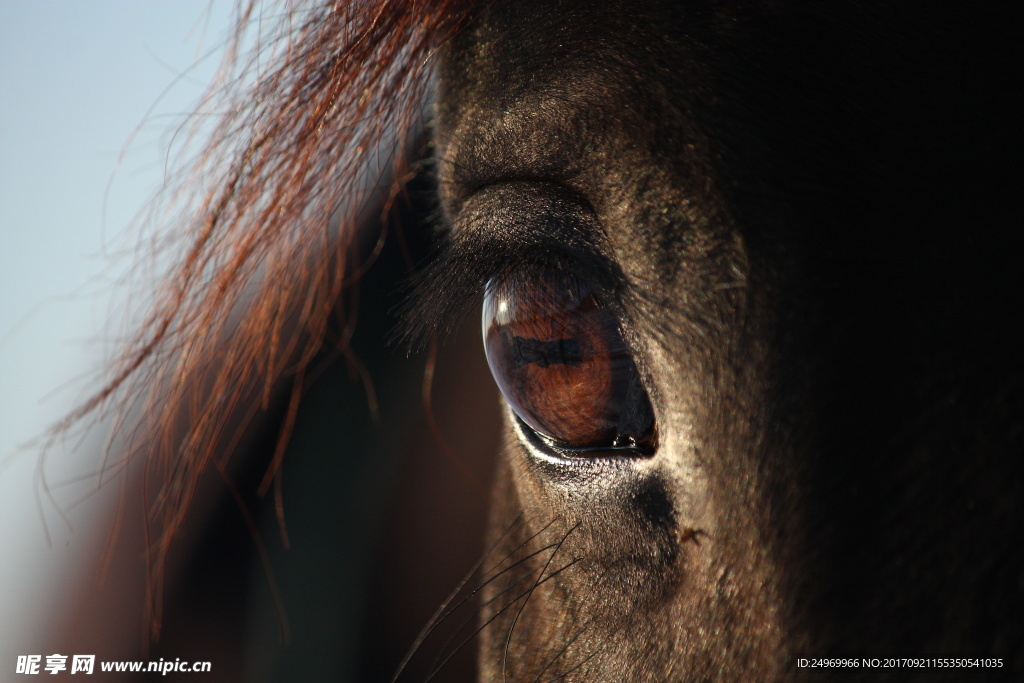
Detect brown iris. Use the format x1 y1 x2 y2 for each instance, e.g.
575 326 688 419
482 269 656 453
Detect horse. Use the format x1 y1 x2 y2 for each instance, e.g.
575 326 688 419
56 0 1023 680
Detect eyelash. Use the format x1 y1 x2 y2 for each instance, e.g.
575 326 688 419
396 240 480 347
396 231 626 352
395 176 631 352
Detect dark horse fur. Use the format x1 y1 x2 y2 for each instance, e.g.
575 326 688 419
425 1 1023 679
76 1 1023 681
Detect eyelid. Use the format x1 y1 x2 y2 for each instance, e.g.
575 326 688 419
394 180 629 351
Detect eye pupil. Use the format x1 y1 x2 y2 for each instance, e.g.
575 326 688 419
511 336 581 368
482 269 656 454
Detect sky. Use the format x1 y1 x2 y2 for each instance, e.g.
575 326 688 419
0 0 237 663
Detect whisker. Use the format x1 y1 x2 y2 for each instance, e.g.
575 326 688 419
393 514 563 681
534 555 643 681
531 625 588 683
502 521 582 683
418 519 570 679
423 563 546 679
541 645 603 683
424 543 563 676
481 515 561 576
425 554 583 682
390 513 524 681
520 528 640 681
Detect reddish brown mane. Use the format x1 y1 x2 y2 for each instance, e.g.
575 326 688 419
55 0 467 633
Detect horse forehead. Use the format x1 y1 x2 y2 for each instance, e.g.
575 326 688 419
435 10 725 294
434 0 712 179
436 89 702 212
434 98 724 319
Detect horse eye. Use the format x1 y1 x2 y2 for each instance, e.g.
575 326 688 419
482 269 656 454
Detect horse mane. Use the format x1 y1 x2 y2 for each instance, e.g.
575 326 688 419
53 0 466 633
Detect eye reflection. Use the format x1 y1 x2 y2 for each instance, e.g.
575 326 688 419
482 268 656 454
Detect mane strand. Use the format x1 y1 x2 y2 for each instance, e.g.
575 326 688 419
54 0 468 632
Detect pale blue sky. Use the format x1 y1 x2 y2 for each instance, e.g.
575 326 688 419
0 0 237 661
